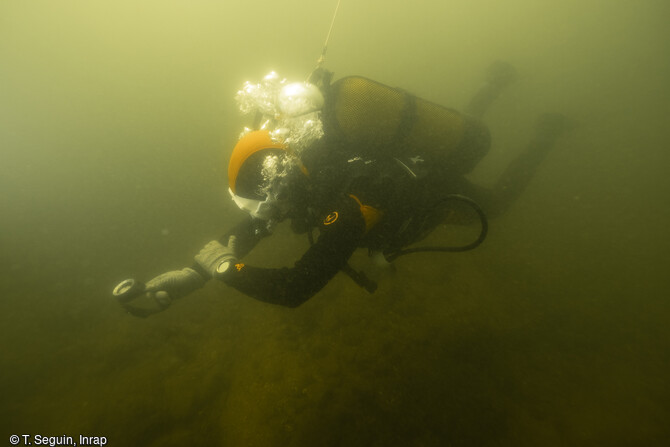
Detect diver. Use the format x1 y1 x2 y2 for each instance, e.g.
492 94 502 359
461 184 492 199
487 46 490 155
113 62 573 313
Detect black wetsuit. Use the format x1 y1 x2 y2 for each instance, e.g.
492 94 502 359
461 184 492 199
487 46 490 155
221 194 367 307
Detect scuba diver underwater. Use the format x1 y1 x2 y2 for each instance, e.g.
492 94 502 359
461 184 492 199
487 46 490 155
112 62 574 317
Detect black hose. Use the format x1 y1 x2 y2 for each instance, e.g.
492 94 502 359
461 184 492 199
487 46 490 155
385 194 488 262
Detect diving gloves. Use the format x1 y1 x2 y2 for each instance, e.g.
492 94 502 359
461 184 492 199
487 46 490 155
194 236 238 278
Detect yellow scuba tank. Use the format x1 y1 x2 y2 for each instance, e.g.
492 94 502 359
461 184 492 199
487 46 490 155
325 76 489 175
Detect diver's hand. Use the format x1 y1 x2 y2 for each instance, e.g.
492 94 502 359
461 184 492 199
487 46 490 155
195 236 238 279
144 267 206 307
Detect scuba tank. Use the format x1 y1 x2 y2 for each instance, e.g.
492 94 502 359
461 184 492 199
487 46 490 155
322 76 491 177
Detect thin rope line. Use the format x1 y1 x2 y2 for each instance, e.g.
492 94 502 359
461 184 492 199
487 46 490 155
322 0 341 53
306 0 342 81
318 0 342 66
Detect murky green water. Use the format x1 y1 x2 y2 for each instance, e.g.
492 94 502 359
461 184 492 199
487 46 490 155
2 1 669 445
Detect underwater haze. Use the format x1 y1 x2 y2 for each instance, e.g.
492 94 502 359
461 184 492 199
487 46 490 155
1 0 669 445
